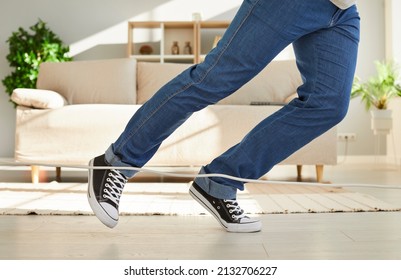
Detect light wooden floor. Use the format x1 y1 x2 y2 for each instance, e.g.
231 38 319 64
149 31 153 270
0 160 400 260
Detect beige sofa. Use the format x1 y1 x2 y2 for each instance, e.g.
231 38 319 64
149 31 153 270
12 58 337 183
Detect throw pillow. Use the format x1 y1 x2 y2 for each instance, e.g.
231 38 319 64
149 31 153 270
11 88 68 109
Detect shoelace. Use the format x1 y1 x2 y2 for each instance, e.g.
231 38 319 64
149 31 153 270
224 199 246 220
103 169 127 205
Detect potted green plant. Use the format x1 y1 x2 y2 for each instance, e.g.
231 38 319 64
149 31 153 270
351 60 401 135
2 19 72 106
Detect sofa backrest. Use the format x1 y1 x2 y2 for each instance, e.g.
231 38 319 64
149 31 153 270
137 62 189 104
37 58 137 105
222 59 302 105
136 59 302 105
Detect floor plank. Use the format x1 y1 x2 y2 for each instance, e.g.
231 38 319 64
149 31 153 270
0 161 400 260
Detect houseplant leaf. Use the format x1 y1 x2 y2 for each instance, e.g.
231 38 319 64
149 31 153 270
351 60 401 110
2 19 72 106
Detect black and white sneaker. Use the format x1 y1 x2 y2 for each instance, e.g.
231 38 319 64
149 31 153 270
87 154 127 228
189 182 262 233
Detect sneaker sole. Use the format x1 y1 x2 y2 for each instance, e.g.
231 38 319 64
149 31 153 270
189 184 262 233
87 159 118 228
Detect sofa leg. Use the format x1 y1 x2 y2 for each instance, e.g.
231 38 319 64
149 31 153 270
31 165 40 184
316 165 324 183
56 167 61 182
296 165 303 181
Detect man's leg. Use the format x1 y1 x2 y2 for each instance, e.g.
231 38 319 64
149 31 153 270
88 0 357 230
191 5 359 232
105 0 342 176
194 5 360 199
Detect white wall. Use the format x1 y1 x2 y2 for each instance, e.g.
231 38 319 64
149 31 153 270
0 0 241 157
336 0 387 156
385 0 401 164
0 0 387 158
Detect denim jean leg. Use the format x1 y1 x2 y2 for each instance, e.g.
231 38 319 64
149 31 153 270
106 0 296 178
199 5 360 197
106 1 358 200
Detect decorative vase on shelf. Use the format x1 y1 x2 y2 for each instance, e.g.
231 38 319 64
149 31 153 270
139 45 153 55
171 41 179 55
183 41 192 54
370 109 392 135
213 36 222 49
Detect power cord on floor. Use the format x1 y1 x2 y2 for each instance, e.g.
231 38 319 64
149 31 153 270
0 159 400 190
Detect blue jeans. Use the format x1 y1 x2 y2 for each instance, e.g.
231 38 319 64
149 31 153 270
106 0 360 199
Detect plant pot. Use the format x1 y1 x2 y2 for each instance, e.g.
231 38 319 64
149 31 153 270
370 109 392 135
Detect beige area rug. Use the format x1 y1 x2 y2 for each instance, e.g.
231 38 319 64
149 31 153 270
0 182 400 215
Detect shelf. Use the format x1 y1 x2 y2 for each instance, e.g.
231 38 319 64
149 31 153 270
127 20 230 64
130 54 195 63
198 21 230 59
198 21 231 29
130 55 162 62
163 55 195 60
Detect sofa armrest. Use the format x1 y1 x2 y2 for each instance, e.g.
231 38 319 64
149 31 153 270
11 88 68 109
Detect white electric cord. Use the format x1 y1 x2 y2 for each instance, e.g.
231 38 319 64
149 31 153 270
0 159 400 190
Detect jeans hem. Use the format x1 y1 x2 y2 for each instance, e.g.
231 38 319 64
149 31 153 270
194 167 238 199
105 145 138 178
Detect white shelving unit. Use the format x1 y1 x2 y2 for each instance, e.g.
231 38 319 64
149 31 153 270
127 21 230 64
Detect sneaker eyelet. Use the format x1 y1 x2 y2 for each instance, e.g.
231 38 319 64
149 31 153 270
217 206 220 210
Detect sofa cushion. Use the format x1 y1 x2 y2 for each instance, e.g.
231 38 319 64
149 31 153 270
136 60 302 105
137 62 190 104
11 88 68 109
284 92 299 103
36 58 137 105
218 60 302 105
15 104 336 166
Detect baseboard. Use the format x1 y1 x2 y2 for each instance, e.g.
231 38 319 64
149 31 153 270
337 155 401 166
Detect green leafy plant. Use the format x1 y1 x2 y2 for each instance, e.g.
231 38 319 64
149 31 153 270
2 19 72 105
351 60 401 110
